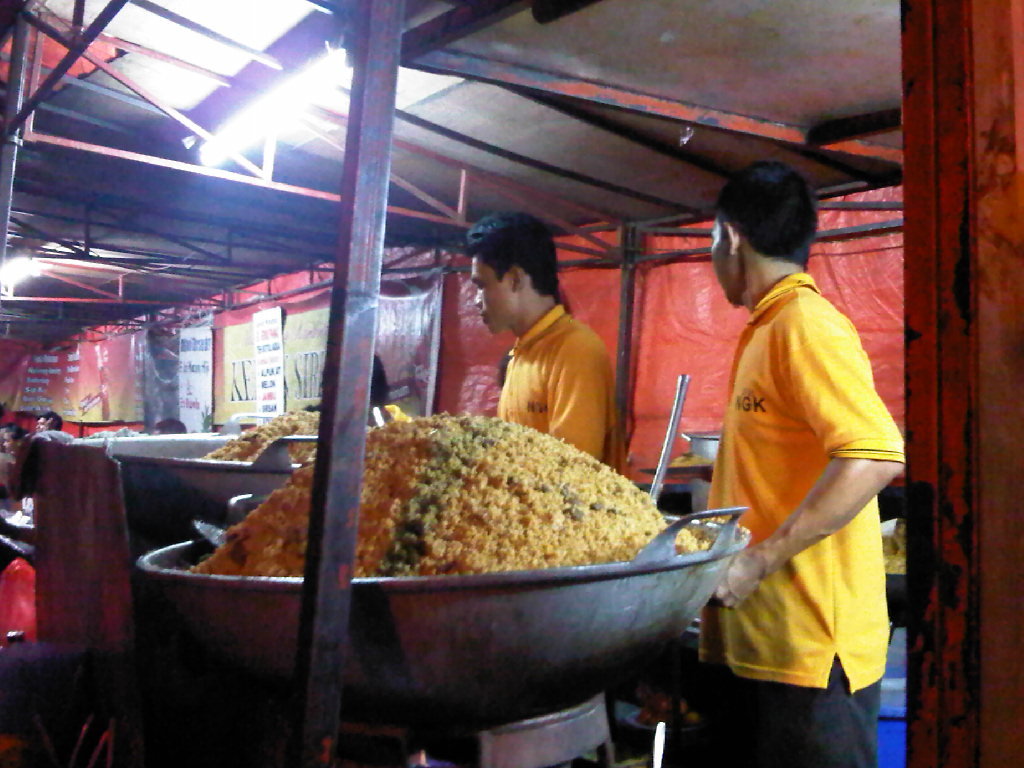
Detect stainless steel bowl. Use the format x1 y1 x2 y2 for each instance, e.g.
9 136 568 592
79 435 303 544
681 431 721 461
137 518 748 727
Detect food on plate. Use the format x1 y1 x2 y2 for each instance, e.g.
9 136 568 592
202 410 319 464
882 517 906 575
192 414 705 578
633 682 703 727
669 452 713 468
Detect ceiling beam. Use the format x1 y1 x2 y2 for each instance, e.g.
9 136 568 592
411 49 904 165
401 0 528 62
505 86 732 179
23 130 470 229
807 109 902 146
127 0 282 70
0 50 166 115
26 13 263 176
4 0 131 138
394 105 697 212
312 103 620 223
93 30 232 87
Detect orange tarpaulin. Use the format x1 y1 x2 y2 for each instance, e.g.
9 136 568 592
437 188 904 481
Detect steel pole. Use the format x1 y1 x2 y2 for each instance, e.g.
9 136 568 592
291 3 405 767
0 13 30 270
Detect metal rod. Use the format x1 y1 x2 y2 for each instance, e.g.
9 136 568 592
457 169 468 221
94 30 233 86
466 171 620 257
649 374 691 505
314 104 617 222
292 2 405 766
395 107 691 211
23 131 467 228
5 0 132 138
411 49 904 165
0 13 30 269
615 224 637 437
25 23 43 135
23 13 265 177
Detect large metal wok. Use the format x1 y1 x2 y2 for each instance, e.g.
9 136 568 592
80 434 308 543
136 513 748 727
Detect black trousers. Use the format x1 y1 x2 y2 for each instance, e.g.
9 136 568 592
702 658 881 768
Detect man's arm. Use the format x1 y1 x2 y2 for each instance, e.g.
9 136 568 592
714 456 904 607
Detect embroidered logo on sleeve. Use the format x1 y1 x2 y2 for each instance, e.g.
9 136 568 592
734 388 767 413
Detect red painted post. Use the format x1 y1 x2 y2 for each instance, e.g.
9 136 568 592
903 0 1024 766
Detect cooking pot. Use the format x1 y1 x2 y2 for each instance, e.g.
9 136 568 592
681 432 721 461
136 515 748 727
78 434 301 544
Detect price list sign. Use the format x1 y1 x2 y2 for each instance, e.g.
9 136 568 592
20 347 77 418
253 307 285 416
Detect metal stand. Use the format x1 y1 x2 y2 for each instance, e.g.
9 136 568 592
337 693 614 768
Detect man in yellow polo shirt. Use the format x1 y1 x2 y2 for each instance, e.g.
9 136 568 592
700 161 904 768
467 212 625 471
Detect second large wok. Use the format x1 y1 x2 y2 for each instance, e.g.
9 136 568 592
137 515 747 727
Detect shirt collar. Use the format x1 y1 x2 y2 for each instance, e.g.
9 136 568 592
513 304 566 355
748 272 819 324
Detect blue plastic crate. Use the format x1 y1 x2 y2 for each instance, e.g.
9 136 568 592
878 704 906 768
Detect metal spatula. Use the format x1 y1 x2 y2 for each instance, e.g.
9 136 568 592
649 374 690 506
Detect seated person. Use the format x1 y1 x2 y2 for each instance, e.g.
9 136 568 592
34 410 63 433
153 418 188 435
370 354 409 425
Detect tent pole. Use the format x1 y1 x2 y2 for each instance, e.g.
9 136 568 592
290 2 405 767
0 13 30 270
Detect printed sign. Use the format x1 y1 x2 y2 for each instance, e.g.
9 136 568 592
253 307 285 417
178 326 213 432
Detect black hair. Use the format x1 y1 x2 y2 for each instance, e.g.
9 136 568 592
153 418 187 435
39 410 63 431
466 212 560 300
370 354 390 408
715 161 818 268
496 349 513 387
2 424 26 441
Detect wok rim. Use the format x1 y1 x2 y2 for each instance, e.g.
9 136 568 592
116 454 297 474
136 522 749 595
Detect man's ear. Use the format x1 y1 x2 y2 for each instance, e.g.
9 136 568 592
723 221 744 257
507 265 526 291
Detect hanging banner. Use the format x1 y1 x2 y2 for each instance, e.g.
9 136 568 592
283 306 329 411
253 307 285 417
17 347 78 419
76 333 145 422
376 278 442 417
213 274 442 425
215 320 255 424
178 326 213 433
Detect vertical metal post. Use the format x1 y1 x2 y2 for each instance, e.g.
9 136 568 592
615 223 638 441
0 13 30 270
291 3 405 767
457 168 469 221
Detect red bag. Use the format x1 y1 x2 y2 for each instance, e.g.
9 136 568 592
0 558 36 644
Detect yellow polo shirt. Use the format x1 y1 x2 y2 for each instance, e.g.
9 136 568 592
498 305 626 471
700 273 904 692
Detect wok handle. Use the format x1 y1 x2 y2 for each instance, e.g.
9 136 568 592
250 434 319 470
700 506 746 558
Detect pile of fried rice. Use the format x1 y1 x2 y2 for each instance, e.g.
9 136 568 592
202 411 319 464
192 414 704 578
